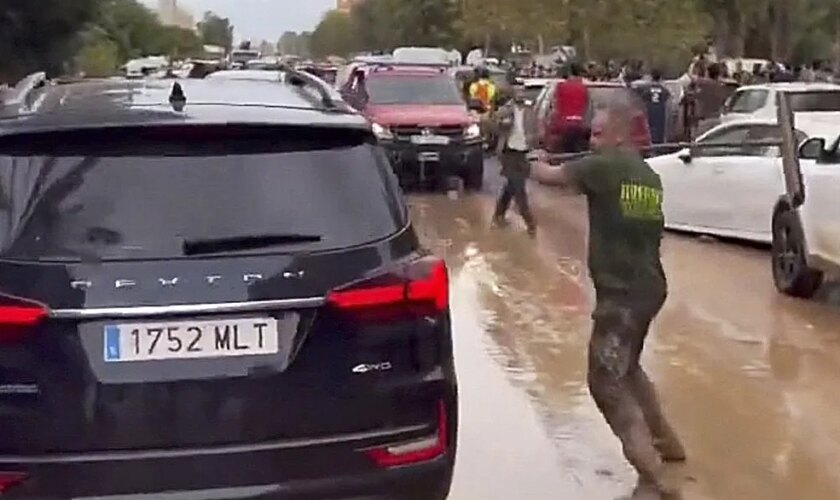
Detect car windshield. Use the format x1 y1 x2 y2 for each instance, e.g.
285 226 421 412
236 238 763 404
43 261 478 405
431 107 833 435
367 75 464 105
0 127 406 262
522 86 544 102
787 91 840 112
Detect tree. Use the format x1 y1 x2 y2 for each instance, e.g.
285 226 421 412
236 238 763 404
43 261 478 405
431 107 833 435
259 40 275 56
0 0 101 82
77 0 203 67
391 0 459 48
76 37 120 77
310 11 358 57
197 12 234 53
152 26 204 59
278 31 298 54
350 0 399 51
95 0 163 60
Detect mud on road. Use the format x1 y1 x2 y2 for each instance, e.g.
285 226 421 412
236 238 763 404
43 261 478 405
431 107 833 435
408 164 840 500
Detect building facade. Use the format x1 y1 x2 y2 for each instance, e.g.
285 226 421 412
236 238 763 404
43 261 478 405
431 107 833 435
157 0 195 30
336 0 365 14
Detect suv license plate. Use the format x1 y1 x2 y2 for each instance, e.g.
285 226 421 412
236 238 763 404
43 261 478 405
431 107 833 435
411 135 450 145
103 317 280 362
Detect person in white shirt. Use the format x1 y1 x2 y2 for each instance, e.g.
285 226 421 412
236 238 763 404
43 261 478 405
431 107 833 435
492 87 536 236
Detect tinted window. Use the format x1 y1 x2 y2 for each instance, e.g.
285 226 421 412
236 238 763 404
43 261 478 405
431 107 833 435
522 86 544 102
787 91 840 112
588 86 645 113
367 75 464 105
0 127 406 262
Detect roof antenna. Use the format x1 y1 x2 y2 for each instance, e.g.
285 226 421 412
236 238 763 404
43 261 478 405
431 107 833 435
169 82 186 112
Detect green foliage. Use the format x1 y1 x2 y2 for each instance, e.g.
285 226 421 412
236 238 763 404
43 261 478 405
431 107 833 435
278 31 312 56
197 12 234 53
310 11 358 57
0 0 100 82
311 0 840 70
75 37 120 77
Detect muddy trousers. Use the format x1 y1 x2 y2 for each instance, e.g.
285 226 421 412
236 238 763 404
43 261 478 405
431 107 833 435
587 293 682 482
494 151 535 229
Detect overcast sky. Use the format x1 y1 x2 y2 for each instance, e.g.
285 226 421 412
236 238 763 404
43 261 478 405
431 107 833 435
141 0 335 42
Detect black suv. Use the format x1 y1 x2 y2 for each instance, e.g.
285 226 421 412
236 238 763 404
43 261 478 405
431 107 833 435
0 72 457 499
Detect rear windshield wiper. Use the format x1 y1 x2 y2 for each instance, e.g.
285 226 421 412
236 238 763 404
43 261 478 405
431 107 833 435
183 233 322 256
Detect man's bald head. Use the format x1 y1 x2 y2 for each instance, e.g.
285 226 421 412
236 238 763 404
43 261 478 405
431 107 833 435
590 99 637 152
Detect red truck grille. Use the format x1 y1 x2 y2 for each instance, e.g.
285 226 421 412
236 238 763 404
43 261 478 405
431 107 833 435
391 125 464 138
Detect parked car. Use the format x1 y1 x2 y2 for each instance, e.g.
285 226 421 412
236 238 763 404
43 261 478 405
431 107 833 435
720 82 840 124
0 73 457 499
517 78 553 106
772 134 840 298
351 64 484 190
647 118 840 240
204 69 283 82
392 47 456 67
529 80 652 153
647 119 818 243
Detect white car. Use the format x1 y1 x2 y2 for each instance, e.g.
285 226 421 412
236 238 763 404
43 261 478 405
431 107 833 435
647 119 840 297
772 136 840 297
721 82 840 124
205 70 282 82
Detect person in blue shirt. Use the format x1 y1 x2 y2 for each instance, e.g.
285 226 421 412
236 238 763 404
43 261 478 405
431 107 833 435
638 69 671 144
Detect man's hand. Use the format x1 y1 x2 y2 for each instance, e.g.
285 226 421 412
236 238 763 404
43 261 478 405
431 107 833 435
529 155 580 193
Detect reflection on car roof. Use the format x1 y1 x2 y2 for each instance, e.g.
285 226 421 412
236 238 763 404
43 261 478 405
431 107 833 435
0 78 367 135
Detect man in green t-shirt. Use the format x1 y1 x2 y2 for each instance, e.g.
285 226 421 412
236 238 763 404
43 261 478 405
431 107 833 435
531 102 685 494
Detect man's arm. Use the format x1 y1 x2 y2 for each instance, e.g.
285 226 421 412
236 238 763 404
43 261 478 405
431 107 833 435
530 155 582 194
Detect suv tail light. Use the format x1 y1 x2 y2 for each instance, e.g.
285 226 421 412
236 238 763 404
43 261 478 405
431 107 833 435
0 296 47 343
327 257 448 318
0 471 27 494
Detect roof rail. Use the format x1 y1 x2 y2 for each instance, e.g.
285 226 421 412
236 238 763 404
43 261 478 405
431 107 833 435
5 72 48 104
280 64 337 109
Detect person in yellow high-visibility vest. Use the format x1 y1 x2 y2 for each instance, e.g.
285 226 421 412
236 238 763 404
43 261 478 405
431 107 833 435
468 67 497 113
469 67 499 152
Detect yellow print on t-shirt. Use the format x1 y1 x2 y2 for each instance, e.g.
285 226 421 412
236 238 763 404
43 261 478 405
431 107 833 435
620 182 663 220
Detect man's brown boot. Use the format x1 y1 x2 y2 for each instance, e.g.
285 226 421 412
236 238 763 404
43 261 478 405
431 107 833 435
628 368 687 462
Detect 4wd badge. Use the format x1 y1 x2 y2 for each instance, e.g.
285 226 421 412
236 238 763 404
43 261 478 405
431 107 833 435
352 362 393 374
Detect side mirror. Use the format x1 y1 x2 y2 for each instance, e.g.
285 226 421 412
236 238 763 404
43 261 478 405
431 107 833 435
678 148 692 164
468 98 485 112
799 137 825 160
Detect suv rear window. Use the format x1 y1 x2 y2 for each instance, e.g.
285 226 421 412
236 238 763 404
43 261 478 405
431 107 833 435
588 86 644 111
367 75 464 105
0 126 406 262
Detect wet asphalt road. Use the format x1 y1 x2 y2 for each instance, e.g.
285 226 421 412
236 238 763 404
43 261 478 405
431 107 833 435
409 159 840 500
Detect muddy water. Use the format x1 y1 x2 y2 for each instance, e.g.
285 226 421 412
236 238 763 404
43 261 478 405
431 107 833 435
409 180 840 500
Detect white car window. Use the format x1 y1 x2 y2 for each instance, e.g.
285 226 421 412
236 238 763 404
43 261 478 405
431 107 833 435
728 89 769 113
745 125 807 157
536 82 555 122
695 125 751 156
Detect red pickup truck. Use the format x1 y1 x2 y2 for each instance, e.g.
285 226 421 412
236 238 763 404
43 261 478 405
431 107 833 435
344 64 484 190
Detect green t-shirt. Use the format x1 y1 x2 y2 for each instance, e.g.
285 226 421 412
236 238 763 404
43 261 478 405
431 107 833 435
566 149 667 295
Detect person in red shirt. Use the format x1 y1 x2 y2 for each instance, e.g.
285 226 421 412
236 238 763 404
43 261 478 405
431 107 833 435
552 63 591 153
